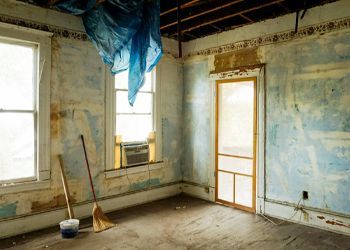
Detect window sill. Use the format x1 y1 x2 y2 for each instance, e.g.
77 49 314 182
105 161 164 179
0 180 50 195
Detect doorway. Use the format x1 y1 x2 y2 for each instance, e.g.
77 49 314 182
215 77 257 213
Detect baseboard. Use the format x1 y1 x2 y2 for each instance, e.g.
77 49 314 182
181 182 350 236
264 200 350 236
181 182 215 202
0 183 182 239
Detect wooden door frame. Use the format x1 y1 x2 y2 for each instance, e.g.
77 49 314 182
215 77 258 213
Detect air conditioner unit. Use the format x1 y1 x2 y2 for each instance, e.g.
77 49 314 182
121 142 149 167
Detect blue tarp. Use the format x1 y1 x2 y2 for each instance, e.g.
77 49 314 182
54 0 163 105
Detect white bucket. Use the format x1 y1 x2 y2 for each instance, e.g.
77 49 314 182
59 219 79 238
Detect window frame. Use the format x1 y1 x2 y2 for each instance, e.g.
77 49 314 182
0 23 52 189
105 68 162 174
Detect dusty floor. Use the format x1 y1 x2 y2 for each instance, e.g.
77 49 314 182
1 195 349 250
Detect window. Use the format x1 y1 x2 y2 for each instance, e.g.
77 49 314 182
0 24 51 190
105 68 162 173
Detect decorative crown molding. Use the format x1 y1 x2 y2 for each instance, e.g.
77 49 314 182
185 16 350 58
0 14 88 40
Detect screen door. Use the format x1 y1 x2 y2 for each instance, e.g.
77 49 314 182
215 77 257 212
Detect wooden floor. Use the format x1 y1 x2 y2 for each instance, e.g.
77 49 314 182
1 195 349 249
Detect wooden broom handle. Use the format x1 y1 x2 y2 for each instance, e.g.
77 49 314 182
80 134 97 203
58 154 75 219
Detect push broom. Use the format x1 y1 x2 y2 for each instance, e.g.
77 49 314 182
81 134 115 233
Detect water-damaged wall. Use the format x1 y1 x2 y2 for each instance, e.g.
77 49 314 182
182 59 211 185
265 32 350 215
0 1 183 220
181 19 350 216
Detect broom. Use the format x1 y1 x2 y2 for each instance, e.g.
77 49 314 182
80 134 115 233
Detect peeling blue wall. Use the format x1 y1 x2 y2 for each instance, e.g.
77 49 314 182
160 57 183 180
181 32 350 216
182 60 211 185
265 33 350 215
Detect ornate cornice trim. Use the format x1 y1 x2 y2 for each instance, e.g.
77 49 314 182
0 13 177 58
186 16 350 58
0 14 88 41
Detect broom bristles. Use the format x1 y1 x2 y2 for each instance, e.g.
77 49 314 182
92 202 115 233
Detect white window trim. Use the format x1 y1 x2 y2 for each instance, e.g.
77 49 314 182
0 22 52 193
105 67 163 177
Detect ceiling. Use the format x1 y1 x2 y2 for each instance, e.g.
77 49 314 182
161 0 337 41
19 0 337 42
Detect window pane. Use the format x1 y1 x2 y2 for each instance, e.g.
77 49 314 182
114 71 152 92
218 171 234 202
116 91 152 113
218 155 253 175
0 41 35 110
116 114 152 142
141 72 152 92
235 175 253 208
0 113 35 181
114 70 128 89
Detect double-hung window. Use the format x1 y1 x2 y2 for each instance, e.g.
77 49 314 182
105 68 161 173
0 24 51 192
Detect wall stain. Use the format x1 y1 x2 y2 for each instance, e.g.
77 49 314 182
325 220 350 228
50 103 60 138
213 48 261 73
130 178 161 191
31 194 76 212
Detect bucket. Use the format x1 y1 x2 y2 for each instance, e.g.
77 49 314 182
59 219 79 238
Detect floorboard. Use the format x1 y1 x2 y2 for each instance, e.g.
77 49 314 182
1 195 349 249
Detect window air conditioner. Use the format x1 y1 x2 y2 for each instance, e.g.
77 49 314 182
121 142 149 167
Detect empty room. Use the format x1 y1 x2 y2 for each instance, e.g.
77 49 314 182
0 0 349 249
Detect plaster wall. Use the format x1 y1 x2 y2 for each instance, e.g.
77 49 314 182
0 0 183 221
182 0 350 219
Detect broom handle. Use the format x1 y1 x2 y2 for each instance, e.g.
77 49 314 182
58 154 75 219
80 134 97 203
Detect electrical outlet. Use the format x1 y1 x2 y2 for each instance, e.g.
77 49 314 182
302 190 309 200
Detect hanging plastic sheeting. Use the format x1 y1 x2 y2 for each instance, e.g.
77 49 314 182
53 0 163 105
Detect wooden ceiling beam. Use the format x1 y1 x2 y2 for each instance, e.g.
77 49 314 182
240 14 253 22
161 0 243 30
182 0 284 33
183 32 197 39
177 0 182 58
161 0 200 17
209 24 222 32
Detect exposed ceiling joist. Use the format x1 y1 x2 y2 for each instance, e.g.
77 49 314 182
18 0 339 42
239 14 254 22
160 0 200 17
161 0 243 30
182 0 285 33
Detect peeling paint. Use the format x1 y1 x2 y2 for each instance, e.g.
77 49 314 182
182 60 211 186
31 194 76 212
130 178 161 191
325 220 350 228
213 48 261 73
266 32 350 215
0 28 182 220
